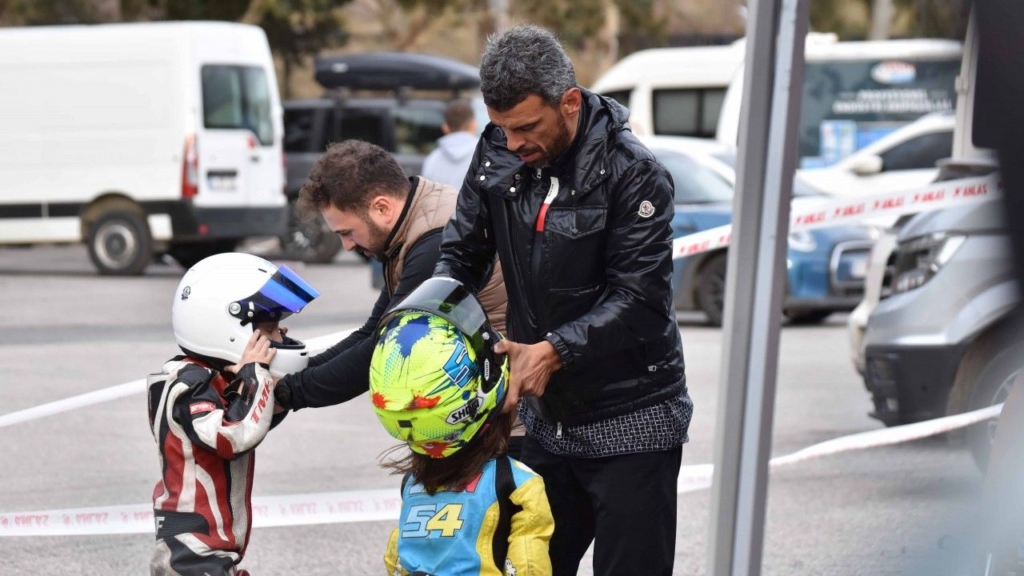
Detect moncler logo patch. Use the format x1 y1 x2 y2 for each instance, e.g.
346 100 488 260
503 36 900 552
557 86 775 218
638 200 655 218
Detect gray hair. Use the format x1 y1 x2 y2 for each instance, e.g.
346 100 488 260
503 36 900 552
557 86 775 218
479 25 577 112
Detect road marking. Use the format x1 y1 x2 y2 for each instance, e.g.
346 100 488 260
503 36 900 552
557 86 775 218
0 330 353 429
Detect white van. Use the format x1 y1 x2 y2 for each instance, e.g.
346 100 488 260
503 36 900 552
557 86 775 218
591 42 745 138
715 37 962 169
0 22 287 275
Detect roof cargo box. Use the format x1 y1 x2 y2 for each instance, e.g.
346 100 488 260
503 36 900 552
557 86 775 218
315 52 480 92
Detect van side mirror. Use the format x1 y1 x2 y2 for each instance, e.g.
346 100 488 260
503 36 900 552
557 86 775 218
850 154 883 176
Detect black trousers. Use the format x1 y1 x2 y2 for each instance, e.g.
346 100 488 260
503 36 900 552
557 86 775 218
519 436 683 576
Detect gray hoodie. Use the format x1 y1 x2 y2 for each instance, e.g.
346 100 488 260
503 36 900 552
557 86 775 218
421 131 478 190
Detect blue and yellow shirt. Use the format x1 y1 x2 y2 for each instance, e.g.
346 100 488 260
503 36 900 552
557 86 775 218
384 458 553 576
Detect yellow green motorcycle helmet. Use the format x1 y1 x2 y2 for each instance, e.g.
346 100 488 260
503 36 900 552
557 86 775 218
370 277 508 459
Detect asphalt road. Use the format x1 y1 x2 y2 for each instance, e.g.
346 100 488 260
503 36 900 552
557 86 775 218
0 244 988 575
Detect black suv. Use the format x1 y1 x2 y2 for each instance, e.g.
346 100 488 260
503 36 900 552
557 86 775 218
281 53 481 262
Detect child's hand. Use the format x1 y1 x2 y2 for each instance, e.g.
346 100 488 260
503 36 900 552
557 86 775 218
227 331 276 374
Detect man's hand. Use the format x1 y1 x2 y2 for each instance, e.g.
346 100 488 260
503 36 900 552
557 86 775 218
494 339 562 413
226 331 276 375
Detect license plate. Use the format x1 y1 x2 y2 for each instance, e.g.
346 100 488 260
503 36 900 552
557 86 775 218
207 171 238 191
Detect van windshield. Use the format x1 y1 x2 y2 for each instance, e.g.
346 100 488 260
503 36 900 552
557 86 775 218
202 65 274 146
798 58 959 168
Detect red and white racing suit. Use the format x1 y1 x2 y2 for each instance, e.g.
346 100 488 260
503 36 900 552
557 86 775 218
147 357 281 576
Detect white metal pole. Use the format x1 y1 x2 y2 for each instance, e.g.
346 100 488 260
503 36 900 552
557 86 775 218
706 0 809 573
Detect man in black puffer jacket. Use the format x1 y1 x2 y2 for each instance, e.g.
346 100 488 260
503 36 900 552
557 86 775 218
434 25 693 576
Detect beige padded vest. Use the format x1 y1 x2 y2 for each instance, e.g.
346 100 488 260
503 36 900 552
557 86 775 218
384 178 507 334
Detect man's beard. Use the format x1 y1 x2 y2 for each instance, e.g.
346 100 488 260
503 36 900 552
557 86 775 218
356 218 391 261
524 119 573 169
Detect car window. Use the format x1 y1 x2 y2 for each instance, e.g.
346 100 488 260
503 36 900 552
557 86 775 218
337 110 386 149
284 108 317 153
879 130 954 171
652 88 725 138
654 149 735 204
201 65 274 146
391 107 444 155
798 59 959 167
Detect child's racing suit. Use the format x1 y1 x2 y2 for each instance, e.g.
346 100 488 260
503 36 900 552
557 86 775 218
384 457 554 576
147 357 282 576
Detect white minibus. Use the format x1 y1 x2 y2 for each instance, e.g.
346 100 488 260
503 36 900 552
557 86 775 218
715 37 962 168
591 42 745 138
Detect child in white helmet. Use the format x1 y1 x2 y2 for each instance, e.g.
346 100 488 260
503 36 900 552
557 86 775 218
370 277 553 576
148 253 319 576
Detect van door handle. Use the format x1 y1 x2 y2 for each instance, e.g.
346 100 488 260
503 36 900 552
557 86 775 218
250 155 260 163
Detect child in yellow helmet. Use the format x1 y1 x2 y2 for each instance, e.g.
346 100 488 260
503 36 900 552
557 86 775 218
370 278 553 576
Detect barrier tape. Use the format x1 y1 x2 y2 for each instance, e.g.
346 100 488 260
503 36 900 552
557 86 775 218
0 403 1001 537
0 330 353 430
671 174 1001 259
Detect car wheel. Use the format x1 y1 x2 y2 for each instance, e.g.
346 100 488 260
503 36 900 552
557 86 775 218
784 310 832 325
279 201 343 264
86 210 151 276
696 254 727 326
965 341 1021 472
169 240 237 270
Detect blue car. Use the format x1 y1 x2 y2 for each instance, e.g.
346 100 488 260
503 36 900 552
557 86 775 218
646 137 873 325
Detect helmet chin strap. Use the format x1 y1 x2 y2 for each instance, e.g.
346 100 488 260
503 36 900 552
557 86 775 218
270 334 303 349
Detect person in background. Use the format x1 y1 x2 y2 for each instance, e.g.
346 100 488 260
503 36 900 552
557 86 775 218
433 25 692 576
421 99 479 190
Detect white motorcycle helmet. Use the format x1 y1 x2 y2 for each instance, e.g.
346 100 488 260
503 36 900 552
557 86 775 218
171 253 320 378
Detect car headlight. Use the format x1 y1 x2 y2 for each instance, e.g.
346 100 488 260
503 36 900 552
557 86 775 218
787 230 817 252
889 233 965 294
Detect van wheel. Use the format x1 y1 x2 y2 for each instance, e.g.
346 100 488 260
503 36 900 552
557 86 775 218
87 210 151 275
279 201 342 263
696 253 727 326
964 339 1021 472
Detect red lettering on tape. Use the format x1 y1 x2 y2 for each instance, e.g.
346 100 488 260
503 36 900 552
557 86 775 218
872 197 904 210
74 512 108 525
14 514 48 527
289 502 317 515
833 204 865 218
795 211 826 226
335 500 365 513
913 190 945 203
955 183 988 198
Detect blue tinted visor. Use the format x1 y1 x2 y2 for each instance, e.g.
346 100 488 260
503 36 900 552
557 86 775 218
231 265 320 325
